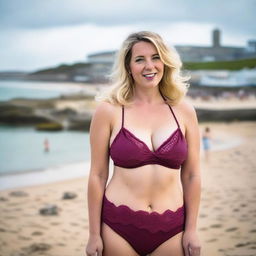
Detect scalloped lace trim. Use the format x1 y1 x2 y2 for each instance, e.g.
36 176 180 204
102 195 185 234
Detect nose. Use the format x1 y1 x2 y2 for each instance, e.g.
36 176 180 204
145 59 154 70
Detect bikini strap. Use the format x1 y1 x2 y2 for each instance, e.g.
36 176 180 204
159 90 180 128
168 105 180 128
121 105 124 128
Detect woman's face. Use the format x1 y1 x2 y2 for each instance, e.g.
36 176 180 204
129 41 164 89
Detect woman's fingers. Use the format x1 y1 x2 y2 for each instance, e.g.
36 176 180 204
183 242 190 256
189 244 201 256
97 249 103 256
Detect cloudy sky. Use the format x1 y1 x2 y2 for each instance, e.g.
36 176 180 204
0 0 255 72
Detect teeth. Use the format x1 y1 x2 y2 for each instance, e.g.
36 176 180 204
144 73 155 77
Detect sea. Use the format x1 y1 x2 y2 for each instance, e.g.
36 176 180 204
0 81 91 180
0 80 243 190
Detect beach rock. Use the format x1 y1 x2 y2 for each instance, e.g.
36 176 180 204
62 191 77 200
0 103 50 124
39 204 59 215
51 107 78 117
9 191 28 197
35 122 63 131
0 196 8 201
67 112 91 130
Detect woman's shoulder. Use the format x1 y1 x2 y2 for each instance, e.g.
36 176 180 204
94 101 121 113
174 98 198 124
93 101 122 125
174 98 196 115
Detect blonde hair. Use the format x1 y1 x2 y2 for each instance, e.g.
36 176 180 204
96 31 190 106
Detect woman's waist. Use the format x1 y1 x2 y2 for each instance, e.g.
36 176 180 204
105 179 184 213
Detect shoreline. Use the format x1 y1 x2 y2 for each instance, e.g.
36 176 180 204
0 122 245 191
0 161 91 191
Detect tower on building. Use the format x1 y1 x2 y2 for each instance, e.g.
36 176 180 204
213 28 221 48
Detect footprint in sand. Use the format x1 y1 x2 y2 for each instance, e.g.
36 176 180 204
50 222 60 226
70 222 79 226
225 227 238 232
18 235 32 241
13 207 22 212
57 242 66 247
235 242 251 247
199 214 207 218
199 227 208 231
6 216 16 219
210 224 222 229
206 238 218 243
31 231 43 236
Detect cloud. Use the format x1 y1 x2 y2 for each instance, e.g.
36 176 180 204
0 0 255 36
0 0 255 71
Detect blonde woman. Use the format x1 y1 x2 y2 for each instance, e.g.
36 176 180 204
86 31 201 256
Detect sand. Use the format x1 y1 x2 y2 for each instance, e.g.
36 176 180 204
0 121 256 256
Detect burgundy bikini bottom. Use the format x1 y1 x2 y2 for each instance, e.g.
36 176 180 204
101 194 185 256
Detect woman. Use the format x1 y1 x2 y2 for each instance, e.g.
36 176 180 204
86 31 201 256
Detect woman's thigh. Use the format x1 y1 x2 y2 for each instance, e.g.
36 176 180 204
101 223 139 256
150 232 184 256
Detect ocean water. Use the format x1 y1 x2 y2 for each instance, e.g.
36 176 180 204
0 80 89 101
0 125 90 175
0 81 91 176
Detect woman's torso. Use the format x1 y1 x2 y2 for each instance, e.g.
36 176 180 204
105 101 187 213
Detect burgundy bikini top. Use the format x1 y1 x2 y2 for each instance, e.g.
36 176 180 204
109 98 188 169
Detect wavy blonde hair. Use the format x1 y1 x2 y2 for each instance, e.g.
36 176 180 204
96 31 190 106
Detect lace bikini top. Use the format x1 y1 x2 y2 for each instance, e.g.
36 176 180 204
109 97 188 169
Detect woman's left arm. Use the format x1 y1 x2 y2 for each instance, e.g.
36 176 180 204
180 101 201 256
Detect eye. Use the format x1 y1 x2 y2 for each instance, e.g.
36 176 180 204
135 58 143 62
152 55 160 60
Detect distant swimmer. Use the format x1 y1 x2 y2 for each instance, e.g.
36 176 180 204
44 138 50 153
202 127 211 162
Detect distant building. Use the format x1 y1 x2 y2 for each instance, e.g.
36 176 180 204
83 29 256 82
176 28 256 62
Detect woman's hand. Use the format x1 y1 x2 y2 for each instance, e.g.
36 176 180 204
85 234 103 256
182 230 201 256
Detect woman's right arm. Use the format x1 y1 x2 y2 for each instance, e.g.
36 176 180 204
86 102 113 256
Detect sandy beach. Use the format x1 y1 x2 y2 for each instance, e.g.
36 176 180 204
0 121 256 256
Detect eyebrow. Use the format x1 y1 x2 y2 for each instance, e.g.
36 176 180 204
135 53 159 58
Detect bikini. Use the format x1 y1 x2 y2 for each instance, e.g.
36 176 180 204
102 95 188 256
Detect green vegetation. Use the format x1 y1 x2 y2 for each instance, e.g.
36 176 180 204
183 58 256 70
36 122 63 131
31 63 90 75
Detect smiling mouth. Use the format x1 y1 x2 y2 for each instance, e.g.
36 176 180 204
143 73 156 78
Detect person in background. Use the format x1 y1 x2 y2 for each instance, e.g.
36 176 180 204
44 138 50 153
86 31 201 256
202 127 211 162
